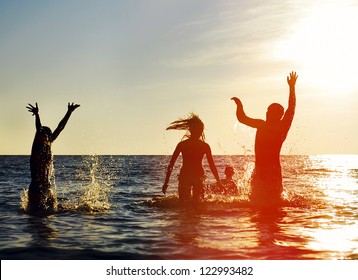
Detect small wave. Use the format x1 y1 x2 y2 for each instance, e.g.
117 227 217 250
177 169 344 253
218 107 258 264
303 168 334 173
282 190 327 209
146 190 325 211
20 191 111 216
145 194 258 210
145 195 181 209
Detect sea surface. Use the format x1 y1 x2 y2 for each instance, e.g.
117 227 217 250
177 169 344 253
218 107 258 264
0 155 357 260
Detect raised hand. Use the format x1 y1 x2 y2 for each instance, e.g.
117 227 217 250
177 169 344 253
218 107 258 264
231 97 244 110
68 102 80 113
26 103 39 116
287 71 298 87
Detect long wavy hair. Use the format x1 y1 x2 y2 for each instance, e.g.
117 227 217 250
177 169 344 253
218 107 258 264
166 113 205 141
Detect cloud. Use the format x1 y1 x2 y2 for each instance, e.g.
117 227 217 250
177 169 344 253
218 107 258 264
162 0 299 69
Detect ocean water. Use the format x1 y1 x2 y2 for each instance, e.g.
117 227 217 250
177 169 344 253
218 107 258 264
0 155 357 260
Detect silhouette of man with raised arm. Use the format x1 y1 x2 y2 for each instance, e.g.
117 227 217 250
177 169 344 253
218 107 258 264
232 71 298 207
26 102 80 213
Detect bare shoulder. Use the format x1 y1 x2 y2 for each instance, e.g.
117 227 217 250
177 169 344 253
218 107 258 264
201 141 211 151
176 140 185 149
178 139 189 146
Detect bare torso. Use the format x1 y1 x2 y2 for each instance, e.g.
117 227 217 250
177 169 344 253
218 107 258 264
178 138 208 179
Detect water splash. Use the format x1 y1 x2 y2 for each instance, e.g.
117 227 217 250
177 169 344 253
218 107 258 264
20 188 29 211
77 155 111 212
59 155 112 213
21 155 112 214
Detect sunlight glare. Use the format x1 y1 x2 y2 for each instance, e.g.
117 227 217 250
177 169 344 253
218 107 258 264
306 224 358 257
275 2 358 95
312 155 358 206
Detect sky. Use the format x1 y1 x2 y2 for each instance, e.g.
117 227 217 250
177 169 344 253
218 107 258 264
1 0 357 155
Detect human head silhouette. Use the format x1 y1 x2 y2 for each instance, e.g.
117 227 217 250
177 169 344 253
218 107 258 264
266 103 284 123
37 126 52 141
187 115 204 139
166 113 205 140
224 166 234 179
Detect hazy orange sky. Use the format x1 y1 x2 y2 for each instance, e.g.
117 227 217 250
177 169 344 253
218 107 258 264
1 0 357 155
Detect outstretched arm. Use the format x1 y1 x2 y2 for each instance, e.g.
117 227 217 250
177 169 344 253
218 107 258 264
26 103 41 131
205 145 223 188
51 102 80 142
231 97 264 128
162 144 181 194
281 71 297 135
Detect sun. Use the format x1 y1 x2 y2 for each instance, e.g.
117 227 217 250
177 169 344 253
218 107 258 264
274 1 358 95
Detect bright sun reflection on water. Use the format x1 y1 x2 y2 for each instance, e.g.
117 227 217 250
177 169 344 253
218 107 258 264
301 155 358 258
312 155 358 195
305 224 358 259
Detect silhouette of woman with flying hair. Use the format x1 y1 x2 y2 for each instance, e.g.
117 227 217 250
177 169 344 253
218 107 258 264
26 102 80 213
162 113 223 202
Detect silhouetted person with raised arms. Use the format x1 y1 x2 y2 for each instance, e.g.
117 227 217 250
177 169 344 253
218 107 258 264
231 71 298 207
26 102 80 213
162 113 223 202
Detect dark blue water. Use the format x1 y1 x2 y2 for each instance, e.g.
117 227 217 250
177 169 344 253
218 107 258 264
0 155 357 259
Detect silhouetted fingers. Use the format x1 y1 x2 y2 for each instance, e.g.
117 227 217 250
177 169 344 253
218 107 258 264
68 102 80 111
290 71 298 79
26 103 38 114
287 71 298 85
